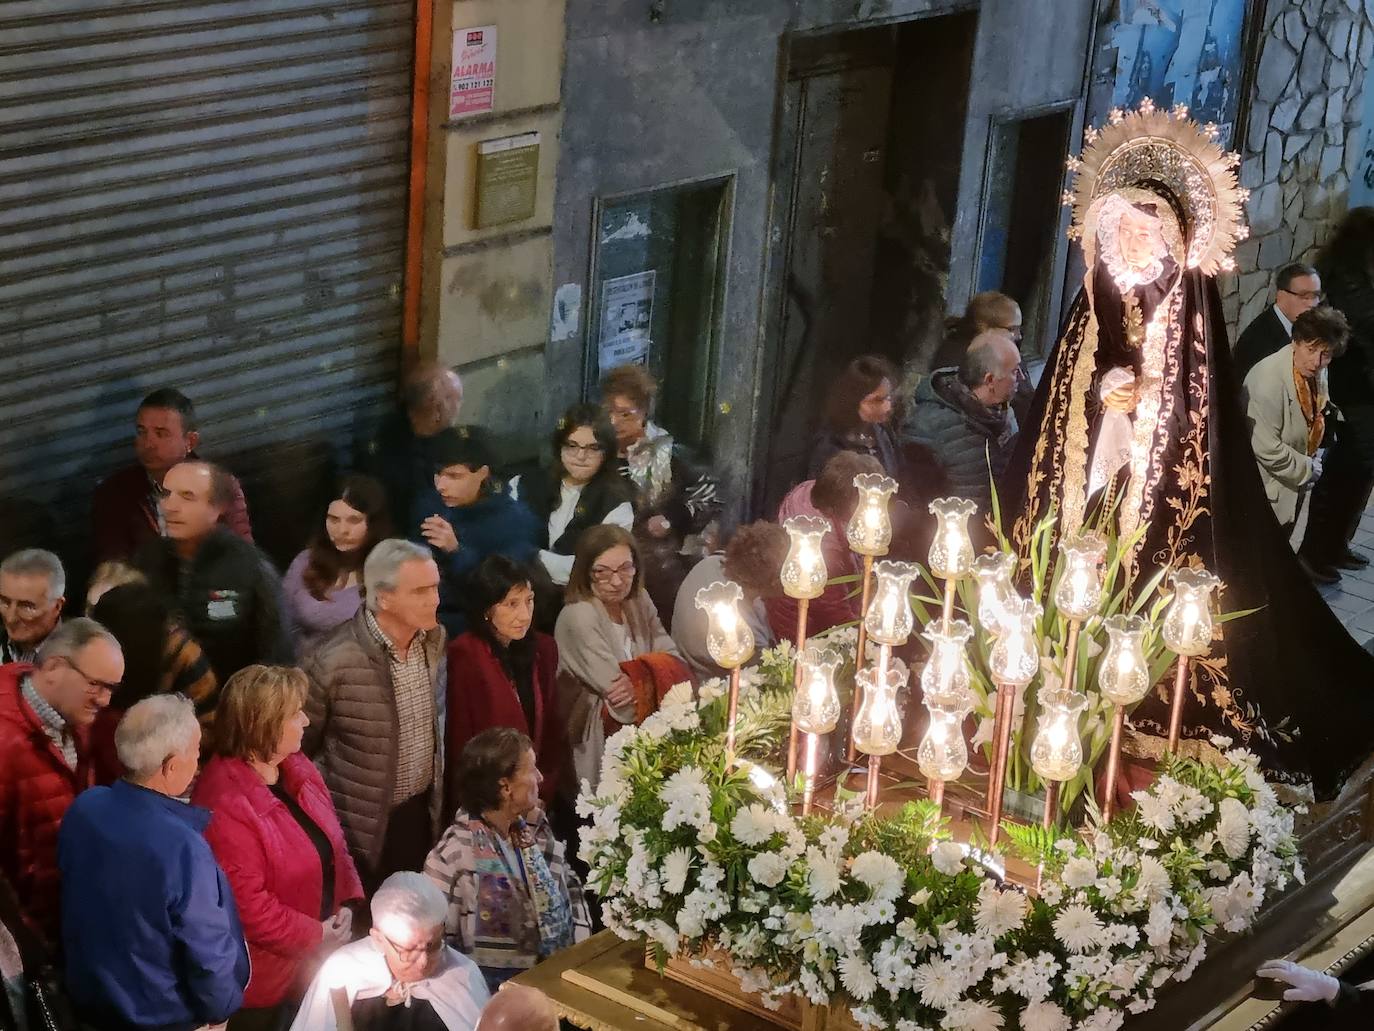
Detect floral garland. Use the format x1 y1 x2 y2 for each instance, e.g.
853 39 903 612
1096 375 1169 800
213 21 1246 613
577 638 1303 1031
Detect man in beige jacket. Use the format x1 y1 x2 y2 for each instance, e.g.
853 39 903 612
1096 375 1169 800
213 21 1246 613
1243 306 1349 563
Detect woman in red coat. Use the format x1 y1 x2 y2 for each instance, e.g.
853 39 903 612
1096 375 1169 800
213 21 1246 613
191 665 364 1031
445 555 562 821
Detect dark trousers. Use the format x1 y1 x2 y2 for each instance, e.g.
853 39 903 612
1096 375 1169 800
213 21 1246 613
227 1002 297 1031
1300 433 1374 565
363 788 435 895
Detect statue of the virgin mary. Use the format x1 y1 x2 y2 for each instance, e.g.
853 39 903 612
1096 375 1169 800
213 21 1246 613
1005 102 1374 800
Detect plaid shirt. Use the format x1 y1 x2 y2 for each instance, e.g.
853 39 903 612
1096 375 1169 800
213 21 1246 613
22 675 76 770
365 612 436 803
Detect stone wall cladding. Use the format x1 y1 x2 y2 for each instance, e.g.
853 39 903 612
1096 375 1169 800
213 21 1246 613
1222 0 1373 333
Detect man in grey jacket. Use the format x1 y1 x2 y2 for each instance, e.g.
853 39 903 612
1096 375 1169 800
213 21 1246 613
302 539 447 891
903 329 1022 518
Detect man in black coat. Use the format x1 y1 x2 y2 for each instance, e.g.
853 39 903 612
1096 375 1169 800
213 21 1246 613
134 461 293 685
1233 262 1322 382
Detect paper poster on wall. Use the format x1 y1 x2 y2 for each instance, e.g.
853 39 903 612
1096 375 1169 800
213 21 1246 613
450 26 497 119
597 271 656 371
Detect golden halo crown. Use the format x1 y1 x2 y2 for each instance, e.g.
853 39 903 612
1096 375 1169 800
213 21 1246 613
1064 99 1250 275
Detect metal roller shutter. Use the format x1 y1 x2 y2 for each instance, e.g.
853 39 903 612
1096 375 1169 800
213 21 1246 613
0 0 414 569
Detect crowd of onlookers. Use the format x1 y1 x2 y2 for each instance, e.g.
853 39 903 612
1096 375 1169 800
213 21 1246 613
5 208 1374 1031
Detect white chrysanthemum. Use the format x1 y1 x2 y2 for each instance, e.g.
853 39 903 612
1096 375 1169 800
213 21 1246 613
660 766 711 832
1144 900 1173 947
1076 1008 1125 1031
1061 856 1097 889
731 803 783 846
1131 790 1176 833
1051 904 1104 954
1217 796 1253 859
1175 786 1213 824
819 824 849 859
913 956 964 1009
931 840 965 876
662 846 693 895
974 882 1028 938
805 846 842 900
1135 854 1170 904
748 851 790 888
851 851 905 902
849 1005 883 1029
838 951 877 1000
1020 1000 1071 1031
1096 874 1123 900
941 999 1003 1031
1039 880 1063 906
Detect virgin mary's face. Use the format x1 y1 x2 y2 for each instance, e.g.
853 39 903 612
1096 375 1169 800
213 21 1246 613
1117 207 1162 271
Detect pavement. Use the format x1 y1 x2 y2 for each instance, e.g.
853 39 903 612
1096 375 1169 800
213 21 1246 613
1304 503 1374 654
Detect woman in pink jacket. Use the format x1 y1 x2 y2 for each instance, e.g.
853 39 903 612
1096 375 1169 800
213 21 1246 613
192 665 364 1030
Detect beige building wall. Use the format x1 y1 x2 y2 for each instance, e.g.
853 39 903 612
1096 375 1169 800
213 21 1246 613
419 0 566 456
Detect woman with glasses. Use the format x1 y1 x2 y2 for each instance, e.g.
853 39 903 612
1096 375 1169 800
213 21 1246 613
424 727 589 993
192 665 364 1031
509 404 634 589
807 354 903 481
554 525 679 787
443 556 563 821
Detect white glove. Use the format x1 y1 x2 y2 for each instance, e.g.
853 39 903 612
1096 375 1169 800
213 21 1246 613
1256 959 1340 1002
1310 454 1325 482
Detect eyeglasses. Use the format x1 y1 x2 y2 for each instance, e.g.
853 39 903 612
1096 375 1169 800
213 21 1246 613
591 562 636 584
57 657 120 696
606 407 641 423
377 928 444 962
561 442 602 457
1280 288 1323 303
0 594 49 619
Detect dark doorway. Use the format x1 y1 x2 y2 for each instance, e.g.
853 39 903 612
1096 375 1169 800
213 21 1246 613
756 12 978 517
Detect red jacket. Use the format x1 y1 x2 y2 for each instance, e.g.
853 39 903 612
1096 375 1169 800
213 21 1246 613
0 664 93 944
192 752 363 1008
765 480 861 642
445 631 562 816
92 462 253 563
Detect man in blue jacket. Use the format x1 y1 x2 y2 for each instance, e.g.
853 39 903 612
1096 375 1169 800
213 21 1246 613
59 694 249 1031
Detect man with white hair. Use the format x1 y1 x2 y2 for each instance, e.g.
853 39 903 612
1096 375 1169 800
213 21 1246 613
303 539 446 889
292 871 488 1030
0 618 120 942
0 548 65 664
59 694 249 1030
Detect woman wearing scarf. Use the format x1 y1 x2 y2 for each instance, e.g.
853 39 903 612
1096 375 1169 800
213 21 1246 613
423 728 590 992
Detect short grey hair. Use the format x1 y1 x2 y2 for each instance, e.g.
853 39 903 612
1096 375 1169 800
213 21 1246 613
115 695 199 780
371 871 447 935
1 549 65 602
958 329 1018 388
363 539 432 612
35 617 119 666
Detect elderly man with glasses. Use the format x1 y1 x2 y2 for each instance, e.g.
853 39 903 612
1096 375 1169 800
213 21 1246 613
0 618 121 944
0 548 66 664
60 693 249 1031
292 872 489 1030
1234 263 1324 383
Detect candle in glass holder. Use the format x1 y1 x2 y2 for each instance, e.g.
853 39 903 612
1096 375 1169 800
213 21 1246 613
919 619 973 704
1030 689 1089 782
917 693 972 781
1098 614 1151 705
781 515 830 600
852 664 906 756
865 561 920 646
694 581 755 670
793 650 842 735
1054 533 1108 622
846 474 898 556
927 497 978 579
989 597 1040 687
1162 568 1222 656
973 551 1017 633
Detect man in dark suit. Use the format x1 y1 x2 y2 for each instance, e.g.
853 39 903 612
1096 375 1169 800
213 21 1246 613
1234 263 1323 382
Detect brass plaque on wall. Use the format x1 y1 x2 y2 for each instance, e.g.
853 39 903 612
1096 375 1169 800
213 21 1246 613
474 131 540 229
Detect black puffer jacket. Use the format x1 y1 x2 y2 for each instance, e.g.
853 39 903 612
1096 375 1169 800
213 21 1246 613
901 368 1017 515
134 528 294 686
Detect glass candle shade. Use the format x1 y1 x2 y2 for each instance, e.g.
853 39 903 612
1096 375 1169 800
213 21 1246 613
917 693 972 782
919 619 973 706
852 664 906 756
1161 568 1222 657
864 561 920 646
793 650 842 735
1098 614 1151 705
1030 689 1089 782
927 497 978 579
780 515 830 600
846 474 898 557
973 551 1017 633
694 580 755 669
988 597 1041 687
1054 533 1108 622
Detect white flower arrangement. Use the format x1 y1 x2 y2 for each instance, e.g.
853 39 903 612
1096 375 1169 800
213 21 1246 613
579 640 1303 1030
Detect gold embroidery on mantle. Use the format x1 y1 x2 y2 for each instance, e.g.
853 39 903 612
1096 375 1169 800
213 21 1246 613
1060 306 1101 538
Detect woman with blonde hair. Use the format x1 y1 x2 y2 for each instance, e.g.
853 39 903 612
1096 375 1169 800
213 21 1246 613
192 665 364 1030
